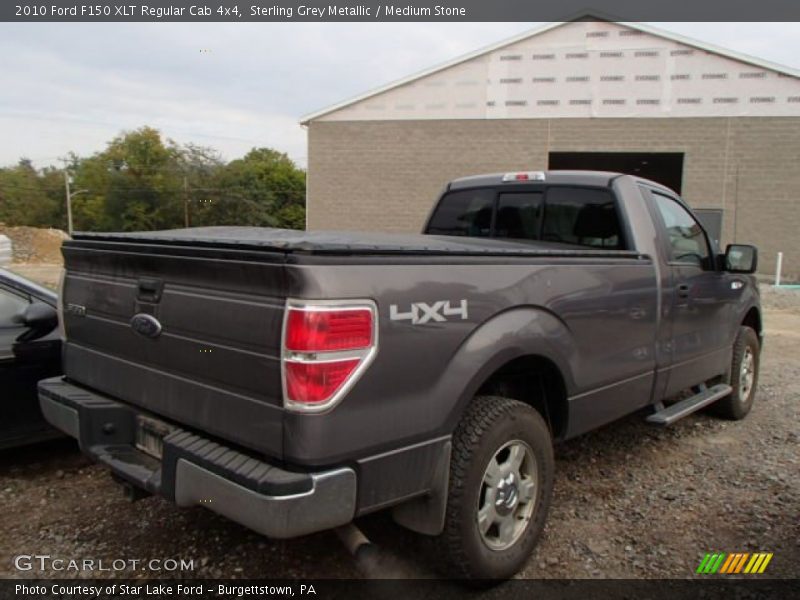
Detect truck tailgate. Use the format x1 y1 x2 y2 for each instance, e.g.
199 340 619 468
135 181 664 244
60 238 287 456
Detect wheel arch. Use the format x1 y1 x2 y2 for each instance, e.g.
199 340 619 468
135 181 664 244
475 354 569 441
392 307 574 536
741 305 762 339
439 306 576 441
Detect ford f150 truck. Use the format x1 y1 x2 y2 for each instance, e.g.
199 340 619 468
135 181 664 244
39 171 762 580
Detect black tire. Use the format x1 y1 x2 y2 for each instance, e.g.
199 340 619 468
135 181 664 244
435 395 554 580
712 326 760 420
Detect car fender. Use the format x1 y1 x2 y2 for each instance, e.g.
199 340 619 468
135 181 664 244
431 305 576 435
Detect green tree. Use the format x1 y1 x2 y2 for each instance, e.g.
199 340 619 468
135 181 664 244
1 127 306 232
193 148 305 229
72 126 185 231
0 159 63 227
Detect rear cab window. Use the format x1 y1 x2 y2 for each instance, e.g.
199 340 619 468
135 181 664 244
424 189 495 237
495 192 543 240
426 185 626 250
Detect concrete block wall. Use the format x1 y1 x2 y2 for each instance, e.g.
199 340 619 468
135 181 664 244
307 117 800 279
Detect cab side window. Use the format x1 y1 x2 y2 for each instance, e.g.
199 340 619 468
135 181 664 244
651 192 711 268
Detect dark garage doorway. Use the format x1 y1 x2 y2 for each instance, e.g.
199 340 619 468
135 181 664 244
549 152 684 194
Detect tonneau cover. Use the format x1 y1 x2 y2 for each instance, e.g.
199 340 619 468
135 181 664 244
72 227 641 258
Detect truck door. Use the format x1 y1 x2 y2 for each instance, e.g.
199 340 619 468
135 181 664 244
648 190 732 397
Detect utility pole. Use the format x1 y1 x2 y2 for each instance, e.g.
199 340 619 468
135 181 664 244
63 168 88 237
183 175 190 228
64 170 74 236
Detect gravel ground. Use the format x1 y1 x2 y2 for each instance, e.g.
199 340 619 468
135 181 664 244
1 287 798 580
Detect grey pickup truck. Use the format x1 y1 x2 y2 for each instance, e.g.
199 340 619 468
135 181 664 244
39 171 762 580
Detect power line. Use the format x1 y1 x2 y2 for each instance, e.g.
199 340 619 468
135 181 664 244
0 181 303 194
0 184 61 193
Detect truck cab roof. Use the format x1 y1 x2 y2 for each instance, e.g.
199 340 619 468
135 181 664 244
448 170 678 196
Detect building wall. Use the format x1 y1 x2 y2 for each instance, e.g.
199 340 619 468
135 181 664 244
307 117 800 278
315 20 800 123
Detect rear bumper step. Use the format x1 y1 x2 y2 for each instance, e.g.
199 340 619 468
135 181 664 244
646 383 732 426
38 377 356 538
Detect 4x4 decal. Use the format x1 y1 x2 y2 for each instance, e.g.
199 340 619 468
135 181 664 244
389 300 468 325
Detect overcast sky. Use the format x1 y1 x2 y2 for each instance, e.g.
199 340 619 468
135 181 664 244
1 22 799 169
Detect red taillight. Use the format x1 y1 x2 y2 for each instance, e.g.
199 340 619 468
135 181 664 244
284 360 360 405
515 173 529 181
282 302 376 411
285 308 372 351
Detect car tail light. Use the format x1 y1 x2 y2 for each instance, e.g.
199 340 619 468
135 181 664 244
282 301 377 412
284 360 361 405
285 308 372 351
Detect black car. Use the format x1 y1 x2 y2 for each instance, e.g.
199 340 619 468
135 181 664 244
1 268 62 449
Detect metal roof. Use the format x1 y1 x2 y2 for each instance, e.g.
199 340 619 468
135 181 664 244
300 15 800 125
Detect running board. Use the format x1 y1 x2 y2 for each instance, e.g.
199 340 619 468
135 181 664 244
646 384 732 426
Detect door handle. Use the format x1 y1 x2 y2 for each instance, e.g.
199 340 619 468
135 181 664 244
677 283 691 298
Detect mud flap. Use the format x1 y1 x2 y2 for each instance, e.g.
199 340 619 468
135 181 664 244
391 440 451 535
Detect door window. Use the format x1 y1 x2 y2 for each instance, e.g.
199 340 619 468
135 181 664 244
651 192 711 268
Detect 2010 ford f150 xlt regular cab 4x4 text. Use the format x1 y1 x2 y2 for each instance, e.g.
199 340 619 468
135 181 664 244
39 171 762 580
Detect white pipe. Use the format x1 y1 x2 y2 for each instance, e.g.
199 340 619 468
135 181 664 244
775 252 783 287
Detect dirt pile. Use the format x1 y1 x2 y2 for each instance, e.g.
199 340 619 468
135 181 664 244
0 224 68 264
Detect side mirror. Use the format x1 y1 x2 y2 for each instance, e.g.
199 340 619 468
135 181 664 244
724 244 758 274
15 302 59 342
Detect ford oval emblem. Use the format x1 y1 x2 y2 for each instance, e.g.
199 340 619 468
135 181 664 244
130 313 162 339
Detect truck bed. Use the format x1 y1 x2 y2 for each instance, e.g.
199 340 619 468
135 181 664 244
61 226 651 463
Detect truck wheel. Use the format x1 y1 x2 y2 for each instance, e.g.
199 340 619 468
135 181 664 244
436 395 554 580
712 326 760 420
